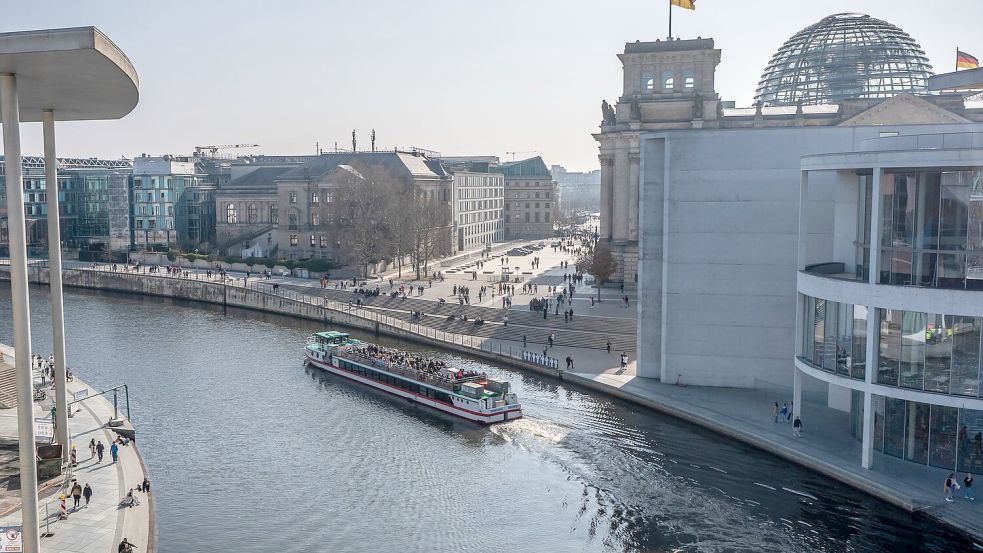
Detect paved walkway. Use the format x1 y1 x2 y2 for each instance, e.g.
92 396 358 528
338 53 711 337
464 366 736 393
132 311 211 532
0 344 152 553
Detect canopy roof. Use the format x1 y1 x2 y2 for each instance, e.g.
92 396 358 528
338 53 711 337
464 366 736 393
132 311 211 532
0 26 139 122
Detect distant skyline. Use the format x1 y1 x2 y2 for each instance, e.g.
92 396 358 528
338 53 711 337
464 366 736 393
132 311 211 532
1 0 980 171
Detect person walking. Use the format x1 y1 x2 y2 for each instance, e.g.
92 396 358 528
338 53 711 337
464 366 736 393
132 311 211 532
945 473 960 502
620 352 628 370
110 441 119 464
606 340 612 354
83 483 93 506
779 403 788 422
772 402 780 423
548 333 554 348
793 416 803 438
565 355 573 370
522 335 527 348
70 480 82 509
96 440 105 463
965 473 975 501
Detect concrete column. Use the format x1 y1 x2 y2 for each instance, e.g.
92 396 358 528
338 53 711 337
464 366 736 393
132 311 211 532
599 155 614 241
792 366 802 418
628 151 640 242
1 73 41 553
861 390 875 468
613 145 630 242
797 170 809 271
43 110 70 462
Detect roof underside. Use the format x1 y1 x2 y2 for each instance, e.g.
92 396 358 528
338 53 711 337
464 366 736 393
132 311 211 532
0 26 139 122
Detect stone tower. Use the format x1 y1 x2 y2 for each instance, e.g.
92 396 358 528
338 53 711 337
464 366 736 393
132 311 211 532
594 38 721 285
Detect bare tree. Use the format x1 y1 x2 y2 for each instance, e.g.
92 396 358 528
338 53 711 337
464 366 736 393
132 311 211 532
406 193 449 280
577 242 616 290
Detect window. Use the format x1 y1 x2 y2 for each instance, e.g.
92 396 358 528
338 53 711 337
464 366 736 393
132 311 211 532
312 213 320 226
662 71 674 90
248 203 258 223
311 192 319 204
319 236 327 248
310 234 316 247
289 234 298 246
684 69 695 89
289 192 297 204
226 203 237 223
167 205 174 217
288 212 299 230
270 204 278 224
642 71 655 91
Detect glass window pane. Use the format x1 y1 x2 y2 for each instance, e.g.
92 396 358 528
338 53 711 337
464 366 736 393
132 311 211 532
884 397 906 458
917 171 941 252
836 302 852 376
852 305 867 380
957 408 983 473
803 296 816 364
950 316 981 397
889 249 914 285
900 311 926 390
930 405 958 469
878 309 901 386
924 314 952 393
939 172 968 252
814 299 826 367
873 395 886 453
892 173 917 248
905 401 930 464
937 253 965 289
823 301 837 372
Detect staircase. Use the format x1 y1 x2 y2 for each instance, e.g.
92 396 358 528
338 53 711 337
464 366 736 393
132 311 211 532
0 356 17 409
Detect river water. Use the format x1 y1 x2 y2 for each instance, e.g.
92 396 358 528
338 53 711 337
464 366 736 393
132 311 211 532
0 285 976 553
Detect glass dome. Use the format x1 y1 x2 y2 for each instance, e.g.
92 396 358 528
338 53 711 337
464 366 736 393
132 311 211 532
754 13 934 106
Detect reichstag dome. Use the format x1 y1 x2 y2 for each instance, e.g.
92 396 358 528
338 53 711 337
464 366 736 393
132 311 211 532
754 13 934 106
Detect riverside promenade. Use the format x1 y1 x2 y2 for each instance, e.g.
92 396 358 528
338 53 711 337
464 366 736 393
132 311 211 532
2 259 982 543
0 343 152 553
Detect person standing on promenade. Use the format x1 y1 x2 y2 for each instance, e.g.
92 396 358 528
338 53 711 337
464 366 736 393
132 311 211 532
522 335 527 348
779 403 788 422
548 333 554 348
83 483 93 506
772 402 780 423
96 440 105 463
620 352 628 370
70 480 82 509
110 441 119 463
945 473 959 502
793 416 803 438
89 438 96 458
965 473 975 501
565 355 573 370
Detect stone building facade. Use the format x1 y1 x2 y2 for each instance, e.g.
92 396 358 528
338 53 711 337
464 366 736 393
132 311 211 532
442 158 505 254
502 156 558 239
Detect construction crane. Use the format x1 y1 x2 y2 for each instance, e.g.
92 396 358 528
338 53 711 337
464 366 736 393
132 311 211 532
505 150 537 161
193 143 260 157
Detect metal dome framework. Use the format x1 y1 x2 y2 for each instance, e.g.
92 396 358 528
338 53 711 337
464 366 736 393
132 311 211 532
754 13 934 106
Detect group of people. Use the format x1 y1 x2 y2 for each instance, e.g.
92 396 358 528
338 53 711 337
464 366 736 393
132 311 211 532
352 343 483 382
771 402 804 437
944 472 975 502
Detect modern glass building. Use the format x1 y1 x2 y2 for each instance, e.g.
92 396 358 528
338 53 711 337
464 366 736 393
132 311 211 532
797 131 983 472
755 13 934 106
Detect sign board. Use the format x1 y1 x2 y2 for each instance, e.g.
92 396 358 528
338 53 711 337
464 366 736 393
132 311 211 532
33 418 52 440
73 388 88 402
0 525 23 552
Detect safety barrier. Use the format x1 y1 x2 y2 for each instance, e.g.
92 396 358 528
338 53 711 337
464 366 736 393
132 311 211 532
522 350 559 369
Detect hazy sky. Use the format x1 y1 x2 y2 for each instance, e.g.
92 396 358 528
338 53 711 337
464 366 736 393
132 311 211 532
3 0 981 171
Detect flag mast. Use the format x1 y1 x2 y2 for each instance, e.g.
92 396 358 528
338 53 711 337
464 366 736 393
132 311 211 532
669 1 673 39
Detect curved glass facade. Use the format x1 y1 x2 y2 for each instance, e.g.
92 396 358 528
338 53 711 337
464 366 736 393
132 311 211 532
801 295 983 397
873 397 983 472
755 13 933 106
855 169 983 290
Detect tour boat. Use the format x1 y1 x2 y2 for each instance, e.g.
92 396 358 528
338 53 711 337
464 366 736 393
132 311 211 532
304 331 522 424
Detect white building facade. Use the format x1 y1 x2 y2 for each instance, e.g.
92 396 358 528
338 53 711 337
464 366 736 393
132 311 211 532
446 162 504 254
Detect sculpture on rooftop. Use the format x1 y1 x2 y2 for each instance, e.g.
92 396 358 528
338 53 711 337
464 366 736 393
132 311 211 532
601 100 616 125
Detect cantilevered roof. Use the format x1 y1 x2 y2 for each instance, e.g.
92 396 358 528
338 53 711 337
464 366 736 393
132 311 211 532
0 26 139 122
928 68 983 91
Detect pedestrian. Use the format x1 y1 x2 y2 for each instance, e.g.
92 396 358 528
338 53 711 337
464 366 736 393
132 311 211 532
503 315 509 327
110 442 119 463
787 402 794 422
70 445 77 467
522 335 527 348
88 438 96 458
566 355 573 370
83 483 93 506
141 476 151 493
779 403 788 422
945 473 959 502
606 340 612 354
70 480 82 509
620 352 628 370
548 333 554 348
96 440 104 463
965 473 975 501
793 416 803 438
772 402 779 423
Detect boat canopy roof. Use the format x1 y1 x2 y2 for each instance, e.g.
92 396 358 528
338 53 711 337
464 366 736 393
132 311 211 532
315 331 351 343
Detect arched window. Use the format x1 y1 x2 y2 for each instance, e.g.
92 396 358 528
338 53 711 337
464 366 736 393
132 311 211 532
247 203 258 223
270 204 278 224
642 71 655 91
226 203 237 224
683 69 695 89
661 71 675 90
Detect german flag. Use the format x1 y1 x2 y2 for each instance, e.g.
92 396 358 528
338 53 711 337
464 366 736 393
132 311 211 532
671 0 695 9
957 50 979 70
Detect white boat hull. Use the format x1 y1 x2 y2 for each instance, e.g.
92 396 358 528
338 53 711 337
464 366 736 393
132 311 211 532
305 352 522 424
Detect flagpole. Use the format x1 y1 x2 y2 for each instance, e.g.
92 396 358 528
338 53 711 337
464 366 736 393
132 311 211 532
669 2 673 39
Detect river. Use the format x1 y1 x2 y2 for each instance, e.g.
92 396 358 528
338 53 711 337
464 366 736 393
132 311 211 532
0 285 975 552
